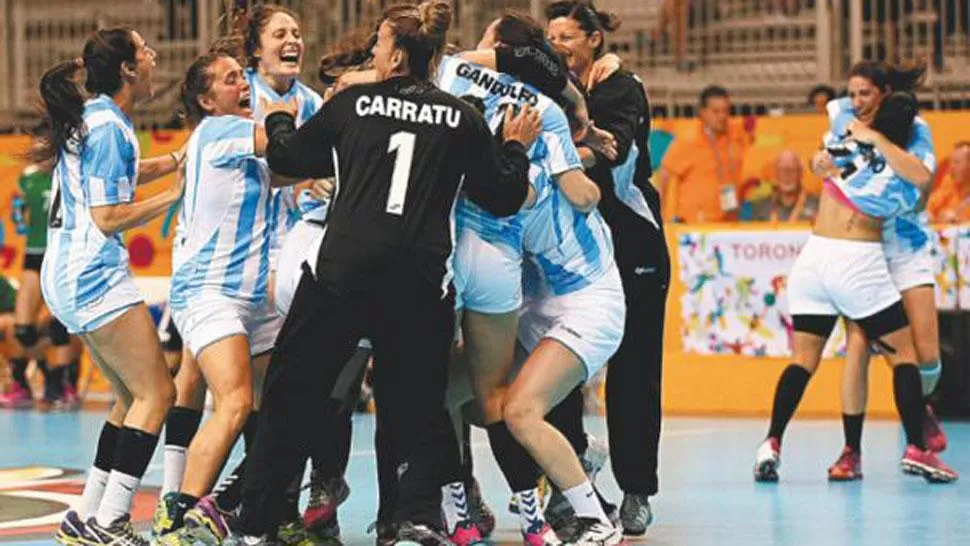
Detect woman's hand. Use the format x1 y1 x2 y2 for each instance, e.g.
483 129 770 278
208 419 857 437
583 125 618 161
587 53 622 90
502 104 543 148
846 120 884 146
811 150 839 178
259 96 300 119
309 178 335 201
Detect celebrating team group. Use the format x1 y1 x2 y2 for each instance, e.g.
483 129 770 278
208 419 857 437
31 0 961 544
38 1 667 545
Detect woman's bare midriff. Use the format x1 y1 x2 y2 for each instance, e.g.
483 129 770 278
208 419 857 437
812 191 883 242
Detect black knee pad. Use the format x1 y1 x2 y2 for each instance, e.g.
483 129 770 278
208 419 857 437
792 314 838 338
857 301 909 345
47 318 71 347
23 252 44 272
14 324 40 349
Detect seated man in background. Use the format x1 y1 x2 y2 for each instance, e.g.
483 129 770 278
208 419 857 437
745 151 818 223
927 142 970 222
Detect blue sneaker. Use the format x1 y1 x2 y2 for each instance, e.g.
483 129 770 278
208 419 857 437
85 514 149 545
54 510 95 545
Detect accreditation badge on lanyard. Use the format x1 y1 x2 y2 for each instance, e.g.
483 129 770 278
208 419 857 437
710 130 740 213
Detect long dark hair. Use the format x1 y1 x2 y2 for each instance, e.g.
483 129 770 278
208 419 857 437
849 60 927 94
180 52 234 128
870 91 919 148
36 27 137 162
224 4 300 70
318 1 451 83
545 1 620 57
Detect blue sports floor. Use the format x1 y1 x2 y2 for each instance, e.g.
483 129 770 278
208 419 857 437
1 410 968 546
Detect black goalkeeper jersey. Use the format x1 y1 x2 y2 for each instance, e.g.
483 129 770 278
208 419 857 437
265 76 531 296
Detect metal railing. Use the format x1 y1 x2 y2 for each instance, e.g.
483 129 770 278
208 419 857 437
0 0 967 130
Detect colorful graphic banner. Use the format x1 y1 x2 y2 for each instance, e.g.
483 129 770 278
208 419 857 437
678 226 962 358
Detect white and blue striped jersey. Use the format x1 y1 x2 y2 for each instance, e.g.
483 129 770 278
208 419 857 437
42 94 140 312
437 55 582 253
826 97 937 259
169 115 272 311
521 171 615 297
822 97 926 221
246 69 327 263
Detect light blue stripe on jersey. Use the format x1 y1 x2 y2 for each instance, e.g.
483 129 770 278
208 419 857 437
827 97 935 255
523 187 614 296
438 55 582 252
246 68 327 256
42 94 140 312
611 143 659 229
170 115 271 310
823 99 922 219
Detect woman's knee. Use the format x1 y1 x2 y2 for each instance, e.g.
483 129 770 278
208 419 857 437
216 387 254 429
502 395 543 438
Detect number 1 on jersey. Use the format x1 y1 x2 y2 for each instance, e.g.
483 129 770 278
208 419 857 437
386 131 415 215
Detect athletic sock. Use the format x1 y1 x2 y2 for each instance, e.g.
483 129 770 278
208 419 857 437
441 481 470 533
894 364 927 449
842 413 864 452
95 427 160 526
67 360 80 389
485 422 540 492
513 488 547 534
79 422 120 519
10 358 28 389
162 407 203 495
767 365 812 442
562 480 610 524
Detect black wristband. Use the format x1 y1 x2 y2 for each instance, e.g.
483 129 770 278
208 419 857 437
265 111 297 141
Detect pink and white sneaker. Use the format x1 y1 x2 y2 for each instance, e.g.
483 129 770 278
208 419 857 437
901 445 959 483
523 522 561 546
924 405 948 453
0 383 32 409
447 520 487 546
754 437 781 482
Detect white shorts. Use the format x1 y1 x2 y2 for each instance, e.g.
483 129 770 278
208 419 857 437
454 229 522 314
50 276 144 335
788 235 901 320
888 247 935 293
517 264 626 380
275 220 326 317
173 295 282 359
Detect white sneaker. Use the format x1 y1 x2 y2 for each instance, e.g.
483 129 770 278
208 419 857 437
568 518 622 546
754 437 781 482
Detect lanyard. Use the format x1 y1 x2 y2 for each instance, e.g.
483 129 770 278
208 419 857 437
706 127 740 187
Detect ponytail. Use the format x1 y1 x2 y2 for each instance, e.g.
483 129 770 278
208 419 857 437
35 27 137 162
36 58 85 162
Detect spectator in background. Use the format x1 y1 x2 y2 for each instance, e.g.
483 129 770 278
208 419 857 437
927 142 970 222
745 151 819 222
808 85 837 115
656 85 749 223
